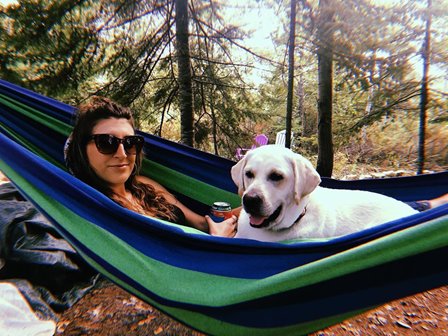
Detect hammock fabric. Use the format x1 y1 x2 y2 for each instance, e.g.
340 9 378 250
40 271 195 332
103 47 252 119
0 79 447 335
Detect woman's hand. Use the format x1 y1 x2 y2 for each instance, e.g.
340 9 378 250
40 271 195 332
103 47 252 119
206 215 238 238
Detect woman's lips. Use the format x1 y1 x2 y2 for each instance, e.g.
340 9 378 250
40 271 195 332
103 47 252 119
109 163 129 169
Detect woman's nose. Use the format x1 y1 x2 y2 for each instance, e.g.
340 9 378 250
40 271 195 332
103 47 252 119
114 143 127 157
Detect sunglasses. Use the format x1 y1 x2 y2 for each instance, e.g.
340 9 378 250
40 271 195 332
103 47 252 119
88 134 144 155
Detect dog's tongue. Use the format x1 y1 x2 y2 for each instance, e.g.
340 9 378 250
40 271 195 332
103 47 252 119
249 215 268 226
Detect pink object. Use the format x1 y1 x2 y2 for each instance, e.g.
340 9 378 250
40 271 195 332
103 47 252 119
235 134 268 160
235 147 246 160
251 134 268 148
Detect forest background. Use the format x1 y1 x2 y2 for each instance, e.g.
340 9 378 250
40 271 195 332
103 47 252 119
0 0 447 178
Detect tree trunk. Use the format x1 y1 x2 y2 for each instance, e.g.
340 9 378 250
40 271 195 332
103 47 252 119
417 0 432 174
316 0 334 177
175 0 194 147
210 99 219 156
365 51 376 116
285 0 297 149
298 68 306 137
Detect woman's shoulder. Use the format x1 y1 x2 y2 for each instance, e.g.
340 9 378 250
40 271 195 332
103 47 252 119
136 175 169 194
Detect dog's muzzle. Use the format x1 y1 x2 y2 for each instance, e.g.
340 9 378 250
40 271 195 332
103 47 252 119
243 194 282 228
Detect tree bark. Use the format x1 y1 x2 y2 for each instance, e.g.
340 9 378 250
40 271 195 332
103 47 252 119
298 69 306 137
175 0 194 147
285 0 297 149
417 0 431 174
316 0 334 177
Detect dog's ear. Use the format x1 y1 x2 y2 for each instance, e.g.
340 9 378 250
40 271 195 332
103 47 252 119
231 157 247 196
292 153 321 204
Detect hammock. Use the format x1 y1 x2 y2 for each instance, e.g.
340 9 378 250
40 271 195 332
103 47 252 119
0 79 447 336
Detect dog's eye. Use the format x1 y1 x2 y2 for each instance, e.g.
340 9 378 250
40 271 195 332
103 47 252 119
245 170 254 179
269 172 284 181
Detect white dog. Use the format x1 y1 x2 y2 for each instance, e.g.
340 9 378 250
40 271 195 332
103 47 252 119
231 145 418 242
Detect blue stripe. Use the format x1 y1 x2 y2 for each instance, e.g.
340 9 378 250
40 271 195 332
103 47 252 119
321 173 447 202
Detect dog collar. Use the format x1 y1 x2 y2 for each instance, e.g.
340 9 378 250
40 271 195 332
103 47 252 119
294 207 307 224
277 207 307 232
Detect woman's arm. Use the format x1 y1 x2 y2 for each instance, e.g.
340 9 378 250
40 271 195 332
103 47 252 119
137 176 238 237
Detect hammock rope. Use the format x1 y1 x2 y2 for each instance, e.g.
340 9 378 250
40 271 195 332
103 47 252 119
0 79 447 335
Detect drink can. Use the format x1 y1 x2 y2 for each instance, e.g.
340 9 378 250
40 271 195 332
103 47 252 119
210 201 232 222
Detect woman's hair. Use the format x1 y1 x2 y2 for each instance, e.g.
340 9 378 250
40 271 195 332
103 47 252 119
66 96 178 221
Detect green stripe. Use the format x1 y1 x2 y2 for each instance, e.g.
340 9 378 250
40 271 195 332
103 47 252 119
141 159 241 208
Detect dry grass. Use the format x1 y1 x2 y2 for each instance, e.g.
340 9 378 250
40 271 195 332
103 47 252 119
334 114 447 178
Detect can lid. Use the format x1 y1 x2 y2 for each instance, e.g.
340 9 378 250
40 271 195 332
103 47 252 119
212 201 231 210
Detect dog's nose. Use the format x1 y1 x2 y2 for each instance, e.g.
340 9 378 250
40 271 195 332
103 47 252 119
243 194 263 212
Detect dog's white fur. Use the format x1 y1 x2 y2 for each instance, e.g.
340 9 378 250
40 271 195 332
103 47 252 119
231 145 418 241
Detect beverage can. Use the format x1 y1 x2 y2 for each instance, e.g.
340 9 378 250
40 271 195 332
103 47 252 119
210 201 232 222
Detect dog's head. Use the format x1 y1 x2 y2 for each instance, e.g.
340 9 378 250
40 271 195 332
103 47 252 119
231 145 321 231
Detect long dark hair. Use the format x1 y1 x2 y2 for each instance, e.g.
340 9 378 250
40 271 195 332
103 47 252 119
66 96 177 221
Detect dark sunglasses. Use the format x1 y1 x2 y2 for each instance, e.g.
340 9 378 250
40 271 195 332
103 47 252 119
88 134 144 155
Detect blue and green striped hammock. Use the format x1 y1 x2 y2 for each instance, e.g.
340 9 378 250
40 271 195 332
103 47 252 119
0 79 447 335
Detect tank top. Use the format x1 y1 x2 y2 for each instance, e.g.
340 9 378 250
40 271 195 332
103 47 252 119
158 204 186 226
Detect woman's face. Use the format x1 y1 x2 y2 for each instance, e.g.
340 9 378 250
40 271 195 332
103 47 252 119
86 118 136 190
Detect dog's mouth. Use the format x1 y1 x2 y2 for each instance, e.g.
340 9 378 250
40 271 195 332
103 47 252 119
249 205 282 228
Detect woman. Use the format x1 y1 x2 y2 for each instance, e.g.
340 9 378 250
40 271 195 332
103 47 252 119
65 96 238 237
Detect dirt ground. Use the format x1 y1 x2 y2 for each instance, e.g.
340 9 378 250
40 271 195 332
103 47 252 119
55 279 448 336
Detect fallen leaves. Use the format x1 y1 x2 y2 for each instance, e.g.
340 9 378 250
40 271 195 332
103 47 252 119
395 320 411 329
311 286 448 335
154 326 164 334
55 279 448 336
137 315 157 326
